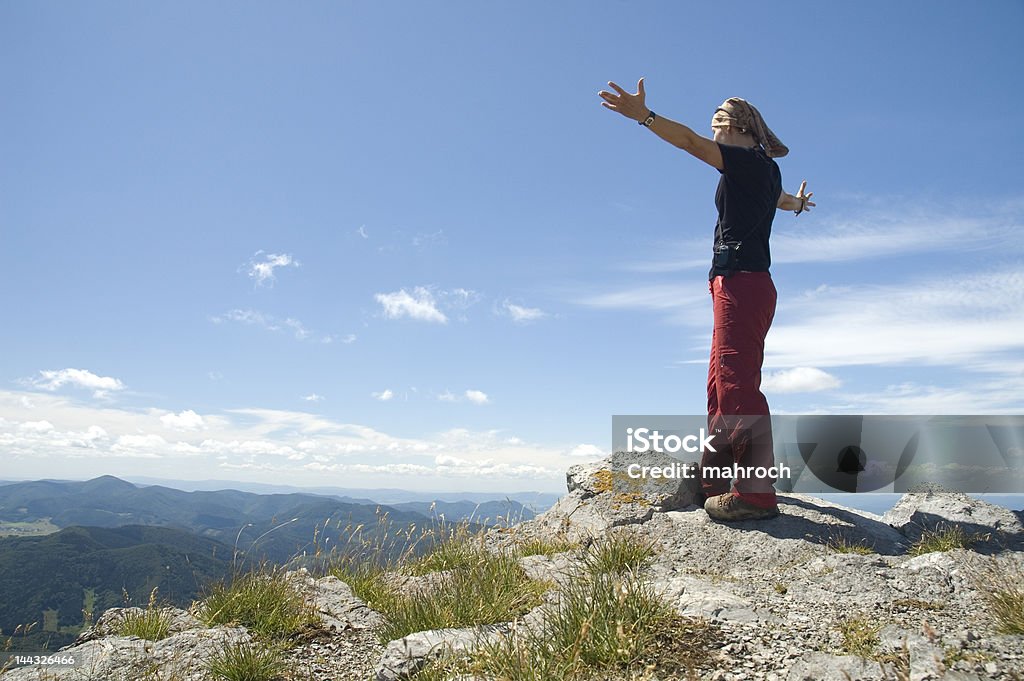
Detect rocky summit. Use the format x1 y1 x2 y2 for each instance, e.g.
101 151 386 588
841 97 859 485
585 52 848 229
3 453 1022 681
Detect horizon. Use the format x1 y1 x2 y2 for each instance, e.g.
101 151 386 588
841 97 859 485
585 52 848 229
1 474 1021 517
3 2 1023 495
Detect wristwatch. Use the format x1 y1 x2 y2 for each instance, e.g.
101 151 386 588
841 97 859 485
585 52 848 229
640 110 656 127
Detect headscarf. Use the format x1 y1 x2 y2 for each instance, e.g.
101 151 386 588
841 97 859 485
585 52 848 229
711 97 789 158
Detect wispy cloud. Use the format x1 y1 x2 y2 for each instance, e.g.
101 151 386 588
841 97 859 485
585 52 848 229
573 284 708 325
412 229 446 248
501 299 549 324
28 368 125 399
209 309 332 342
764 267 1024 371
244 251 299 287
618 200 1022 273
302 394 324 403
373 389 394 401
375 287 448 323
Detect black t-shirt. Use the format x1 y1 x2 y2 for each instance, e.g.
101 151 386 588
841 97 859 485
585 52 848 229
709 143 782 279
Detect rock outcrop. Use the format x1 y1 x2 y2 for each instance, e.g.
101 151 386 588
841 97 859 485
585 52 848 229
3 455 1021 681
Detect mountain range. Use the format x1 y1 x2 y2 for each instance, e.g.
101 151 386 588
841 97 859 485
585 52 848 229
0 475 545 652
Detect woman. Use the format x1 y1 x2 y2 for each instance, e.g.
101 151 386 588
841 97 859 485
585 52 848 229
598 78 814 521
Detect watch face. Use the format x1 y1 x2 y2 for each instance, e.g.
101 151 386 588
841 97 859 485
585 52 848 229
644 115 655 127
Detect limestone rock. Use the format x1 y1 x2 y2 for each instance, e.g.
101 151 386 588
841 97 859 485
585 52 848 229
882 491 1024 550
517 451 701 542
2 626 249 681
373 625 501 681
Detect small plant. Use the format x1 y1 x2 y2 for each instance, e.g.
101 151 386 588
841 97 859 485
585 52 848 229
909 524 981 556
465 571 713 680
206 641 287 681
582 530 657 575
404 530 478 576
329 557 396 612
773 582 788 595
838 615 882 658
198 568 319 642
116 588 173 641
379 549 546 643
827 534 875 555
513 536 578 557
973 559 1024 634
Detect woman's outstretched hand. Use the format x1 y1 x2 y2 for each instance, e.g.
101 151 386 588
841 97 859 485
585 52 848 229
599 78 648 122
795 180 815 215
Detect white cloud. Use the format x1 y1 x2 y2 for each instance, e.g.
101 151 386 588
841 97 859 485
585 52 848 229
160 410 205 431
436 390 489 404
357 225 369 239
212 309 276 328
340 334 357 344
764 268 1024 371
30 368 125 398
373 389 395 401
210 309 329 342
502 300 548 324
111 434 167 457
567 443 605 458
761 367 841 394
617 200 1022 273
0 390 581 489
375 287 448 323
465 390 489 405
19 420 54 433
245 251 299 287
302 394 324 402
443 288 482 309
573 284 707 325
831 379 1024 415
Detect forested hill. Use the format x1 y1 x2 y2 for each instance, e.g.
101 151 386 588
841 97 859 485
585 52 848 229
0 476 446 564
0 524 233 652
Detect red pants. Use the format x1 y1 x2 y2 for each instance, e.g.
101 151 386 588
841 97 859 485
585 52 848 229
704 273 778 508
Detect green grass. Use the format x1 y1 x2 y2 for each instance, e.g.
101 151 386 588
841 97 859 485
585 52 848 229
198 569 319 642
462 572 714 680
909 524 981 556
975 560 1024 634
838 615 882 658
827 534 875 555
205 641 288 681
378 549 547 643
581 530 658 575
113 588 173 641
513 536 578 558
329 557 397 613
404 533 479 576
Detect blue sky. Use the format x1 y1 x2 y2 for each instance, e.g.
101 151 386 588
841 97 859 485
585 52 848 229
2 1 1023 494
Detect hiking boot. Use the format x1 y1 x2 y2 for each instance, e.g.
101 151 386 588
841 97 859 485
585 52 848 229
704 493 779 521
